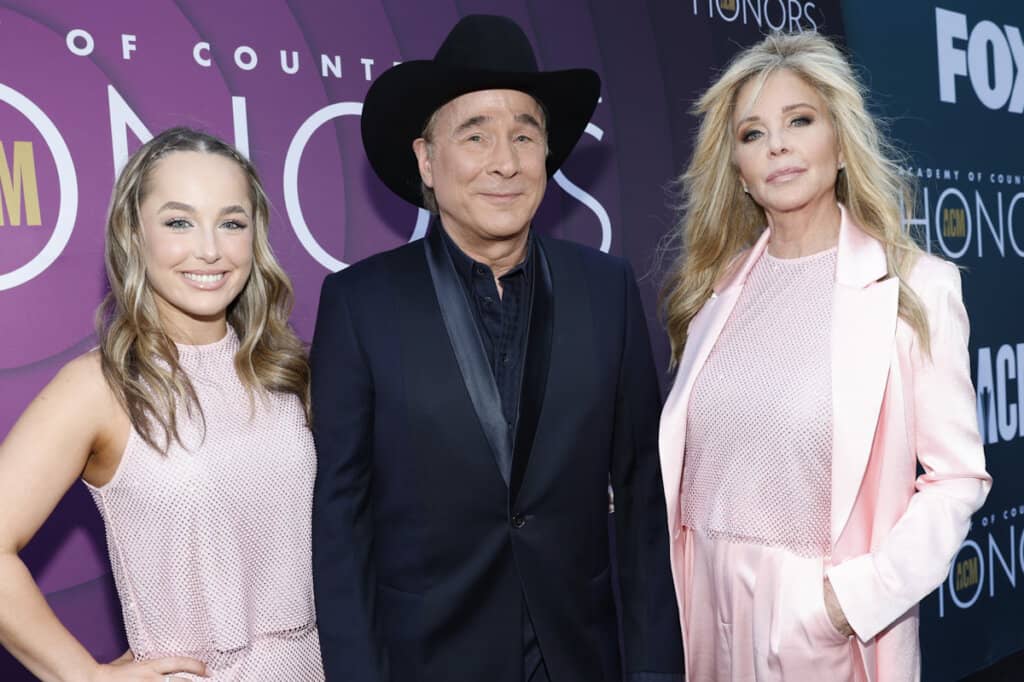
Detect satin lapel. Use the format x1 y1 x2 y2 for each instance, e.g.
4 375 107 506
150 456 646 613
830 278 898 543
659 229 772 536
509 239 554 504
424 226 513 487
830 206 899 544
659 292 734 535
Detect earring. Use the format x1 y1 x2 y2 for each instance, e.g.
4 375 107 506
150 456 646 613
838 161 846 170
741 184 749 194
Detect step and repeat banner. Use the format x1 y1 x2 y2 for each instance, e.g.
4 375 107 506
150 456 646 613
843 2 1024 679
7 2 1016 681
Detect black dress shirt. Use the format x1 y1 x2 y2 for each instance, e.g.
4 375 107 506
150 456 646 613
442 228 532 444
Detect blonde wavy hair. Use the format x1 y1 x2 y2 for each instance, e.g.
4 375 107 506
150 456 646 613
97 127 310 453
662 32 929 366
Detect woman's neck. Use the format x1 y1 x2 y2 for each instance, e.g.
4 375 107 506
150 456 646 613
764 199 841 259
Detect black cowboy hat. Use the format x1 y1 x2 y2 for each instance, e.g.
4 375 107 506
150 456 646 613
361 14 601 207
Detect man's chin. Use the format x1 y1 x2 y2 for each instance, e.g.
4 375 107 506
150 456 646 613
482 224 532 241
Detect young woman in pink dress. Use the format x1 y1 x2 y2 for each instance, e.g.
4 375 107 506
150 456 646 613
659 33 991 681
0 128 324 681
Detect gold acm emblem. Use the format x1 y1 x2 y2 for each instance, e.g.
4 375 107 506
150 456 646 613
0 140 42 227
954 552 980 594
942 205 967 238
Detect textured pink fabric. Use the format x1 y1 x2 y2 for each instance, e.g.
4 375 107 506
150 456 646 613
683 247 835 558
86 328 324 680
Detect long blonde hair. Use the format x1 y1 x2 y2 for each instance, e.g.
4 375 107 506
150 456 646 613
661 32 929 366
97 127 310 453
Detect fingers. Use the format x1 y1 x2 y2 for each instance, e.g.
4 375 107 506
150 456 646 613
149 656 208 677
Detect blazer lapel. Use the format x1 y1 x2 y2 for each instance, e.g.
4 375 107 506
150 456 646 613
509 238 554 504
659 229 771 536
424 225 514 486
830 206 899 544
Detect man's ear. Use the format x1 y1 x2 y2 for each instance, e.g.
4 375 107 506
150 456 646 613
412 138 433 187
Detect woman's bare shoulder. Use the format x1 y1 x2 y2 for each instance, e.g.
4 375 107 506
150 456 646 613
54 349 110 396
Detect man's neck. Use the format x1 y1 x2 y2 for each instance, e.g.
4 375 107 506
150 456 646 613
440 219 530 281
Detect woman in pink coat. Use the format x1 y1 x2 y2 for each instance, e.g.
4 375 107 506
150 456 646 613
659 32 991 681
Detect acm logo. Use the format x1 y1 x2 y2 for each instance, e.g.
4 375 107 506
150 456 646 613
976 342 1024 445
936 520 1024 618
902 188 975 260
0 140 41 227
0 82 76 292
935 192 970 258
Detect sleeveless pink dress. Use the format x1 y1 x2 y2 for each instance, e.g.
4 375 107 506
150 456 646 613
86 328 324 680
680 247 859 681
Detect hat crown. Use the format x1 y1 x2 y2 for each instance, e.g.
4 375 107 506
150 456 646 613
434 15 539 74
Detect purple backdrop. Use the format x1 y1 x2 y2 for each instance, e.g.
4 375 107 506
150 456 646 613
0 1 842 677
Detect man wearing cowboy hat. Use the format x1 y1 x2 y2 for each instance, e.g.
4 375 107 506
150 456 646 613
310 14 682 682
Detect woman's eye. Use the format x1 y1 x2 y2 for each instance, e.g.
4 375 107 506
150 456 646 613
221 220 248 231
466 134 483 143
165 218 192 230
741 129 762 143
791 115 813 127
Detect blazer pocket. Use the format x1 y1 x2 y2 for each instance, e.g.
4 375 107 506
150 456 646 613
377 582 423 637
812 562 853 646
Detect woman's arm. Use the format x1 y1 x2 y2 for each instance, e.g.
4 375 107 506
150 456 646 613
826 261 992 641
0 353 206 681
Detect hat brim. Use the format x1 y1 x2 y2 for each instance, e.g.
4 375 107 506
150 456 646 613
361 60 601 207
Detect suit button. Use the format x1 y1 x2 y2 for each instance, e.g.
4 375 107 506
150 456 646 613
511 514 526 529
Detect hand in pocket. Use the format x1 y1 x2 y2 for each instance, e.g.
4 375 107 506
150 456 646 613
823 576 854 638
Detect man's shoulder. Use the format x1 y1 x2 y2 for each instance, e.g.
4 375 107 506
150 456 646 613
539 235 630 278
321 239 426 295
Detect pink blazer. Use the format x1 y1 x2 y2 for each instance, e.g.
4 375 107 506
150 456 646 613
658 206 992 681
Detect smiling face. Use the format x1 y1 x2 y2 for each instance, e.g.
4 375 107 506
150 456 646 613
732 68 843 219
138 151 254 341
412 88 548 251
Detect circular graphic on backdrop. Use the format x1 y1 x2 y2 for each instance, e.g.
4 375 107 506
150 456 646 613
283 100 432 271
0 82 77 292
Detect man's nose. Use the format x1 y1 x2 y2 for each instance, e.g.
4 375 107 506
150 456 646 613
489 137 520 177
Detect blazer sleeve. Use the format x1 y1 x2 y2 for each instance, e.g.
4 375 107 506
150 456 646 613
610 261 685 681
310 274 388 681
826 261 992 641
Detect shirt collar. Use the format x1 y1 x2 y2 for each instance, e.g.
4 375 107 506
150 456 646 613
437 220 533 285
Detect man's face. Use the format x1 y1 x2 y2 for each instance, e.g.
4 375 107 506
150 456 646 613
413 89 548 250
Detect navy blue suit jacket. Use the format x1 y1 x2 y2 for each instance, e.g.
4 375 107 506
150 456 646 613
310 226 682 682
